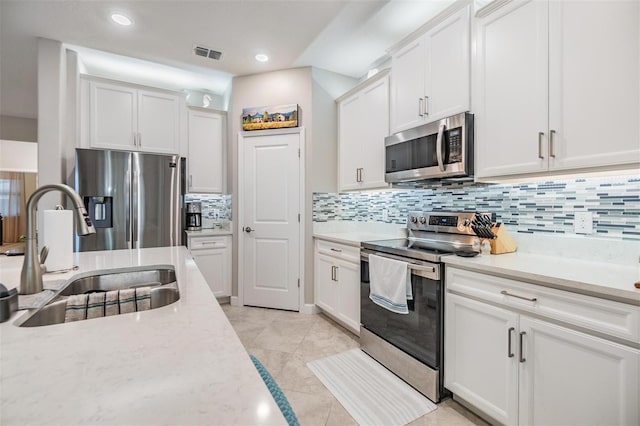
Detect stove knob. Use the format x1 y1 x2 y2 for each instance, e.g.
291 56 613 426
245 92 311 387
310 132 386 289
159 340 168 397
419 217 427 224
463 218 472 227
410 216 418 224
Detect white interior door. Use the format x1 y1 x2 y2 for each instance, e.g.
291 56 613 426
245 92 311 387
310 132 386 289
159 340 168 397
241 131 301 311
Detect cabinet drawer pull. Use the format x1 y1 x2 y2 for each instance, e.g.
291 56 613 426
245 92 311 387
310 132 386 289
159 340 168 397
507 327 515 358
549 129 556 158
519 331 526 363
501 290 537 302
330 248 342 253
201 241 219 245
538 132 544 159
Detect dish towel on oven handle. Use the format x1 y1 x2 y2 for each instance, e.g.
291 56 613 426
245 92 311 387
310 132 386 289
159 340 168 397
369 254 412 314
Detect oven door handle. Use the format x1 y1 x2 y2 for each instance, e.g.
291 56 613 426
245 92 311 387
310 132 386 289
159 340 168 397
361 251 438 277
436 121 446 172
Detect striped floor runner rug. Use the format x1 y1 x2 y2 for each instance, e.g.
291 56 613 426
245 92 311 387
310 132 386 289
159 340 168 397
307 349 437 426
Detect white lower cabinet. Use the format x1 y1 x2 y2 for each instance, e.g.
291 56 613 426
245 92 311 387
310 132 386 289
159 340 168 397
314 239 360 334
445 268 639 425
188 235 231 298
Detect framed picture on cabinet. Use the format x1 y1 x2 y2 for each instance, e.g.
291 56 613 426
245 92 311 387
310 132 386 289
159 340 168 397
241 104 299 131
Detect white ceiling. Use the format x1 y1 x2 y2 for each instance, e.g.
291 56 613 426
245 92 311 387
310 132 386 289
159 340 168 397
0 0 455 119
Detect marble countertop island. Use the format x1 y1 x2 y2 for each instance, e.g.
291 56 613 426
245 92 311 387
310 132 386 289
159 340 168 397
0 246 285 425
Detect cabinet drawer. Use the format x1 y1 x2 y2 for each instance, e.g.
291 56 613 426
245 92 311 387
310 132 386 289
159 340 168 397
315 239 360 263
189 236 228 250
446 267 639 344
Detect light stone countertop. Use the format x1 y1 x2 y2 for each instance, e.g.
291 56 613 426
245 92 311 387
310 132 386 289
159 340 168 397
0 246 286 426
313 220 407 247
442 252 640 306
312 220 640 306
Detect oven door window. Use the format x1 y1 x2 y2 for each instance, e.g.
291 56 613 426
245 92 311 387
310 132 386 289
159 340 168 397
360 259 442 369
385 133 450 173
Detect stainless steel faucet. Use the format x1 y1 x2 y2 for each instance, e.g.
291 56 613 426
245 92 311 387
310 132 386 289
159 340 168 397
20 184 96 295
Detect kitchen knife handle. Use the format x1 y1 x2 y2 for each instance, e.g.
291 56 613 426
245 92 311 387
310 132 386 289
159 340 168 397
538 132 544 159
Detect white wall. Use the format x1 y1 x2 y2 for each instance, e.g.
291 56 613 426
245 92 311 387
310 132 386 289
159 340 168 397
0 140 38 172
0 115 37 142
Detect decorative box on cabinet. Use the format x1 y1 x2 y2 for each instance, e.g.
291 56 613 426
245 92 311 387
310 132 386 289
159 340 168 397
187 108 225 193
444 267 639 426
187 234 232 298
337 71 389 192
474 0 640 179
81 77 181 155
314 239 360 334
390 5 470 134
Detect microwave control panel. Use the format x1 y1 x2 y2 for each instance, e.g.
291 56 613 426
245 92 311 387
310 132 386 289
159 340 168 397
447 128 462 162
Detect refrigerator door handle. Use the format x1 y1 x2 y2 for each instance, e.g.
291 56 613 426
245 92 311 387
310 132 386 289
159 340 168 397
131 152 139 248
124 154 132 248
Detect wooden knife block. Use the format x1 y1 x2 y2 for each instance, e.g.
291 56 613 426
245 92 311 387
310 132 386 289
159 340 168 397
489 223 517 254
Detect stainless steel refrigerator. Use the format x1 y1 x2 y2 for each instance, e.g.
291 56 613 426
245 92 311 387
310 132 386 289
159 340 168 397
74 148 185 252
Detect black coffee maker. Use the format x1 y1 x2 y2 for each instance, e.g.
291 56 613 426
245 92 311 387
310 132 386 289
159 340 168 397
186 202 202 231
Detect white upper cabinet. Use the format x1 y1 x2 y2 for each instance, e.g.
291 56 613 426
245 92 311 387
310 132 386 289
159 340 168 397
390 39 427 133
187 109 225 194
474 0 549 178
90 81 138 151
390 5 470 134
84 78 181 155
547 0 640 171
475 0 640 179
137 89 180 154
338 72 389 191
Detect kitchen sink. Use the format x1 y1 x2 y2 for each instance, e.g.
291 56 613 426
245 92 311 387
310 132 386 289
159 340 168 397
16 266 180 327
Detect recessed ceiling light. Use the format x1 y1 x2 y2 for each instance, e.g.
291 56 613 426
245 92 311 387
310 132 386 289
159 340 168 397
111 13 133 26
255 54 269 63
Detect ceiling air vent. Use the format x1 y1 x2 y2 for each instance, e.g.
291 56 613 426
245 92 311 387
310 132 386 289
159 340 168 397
193 44 222 61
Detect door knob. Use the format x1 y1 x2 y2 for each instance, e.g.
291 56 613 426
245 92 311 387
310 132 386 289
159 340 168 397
244 226 253 233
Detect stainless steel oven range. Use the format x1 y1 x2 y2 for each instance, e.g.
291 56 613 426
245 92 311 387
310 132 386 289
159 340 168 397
360 211 482 403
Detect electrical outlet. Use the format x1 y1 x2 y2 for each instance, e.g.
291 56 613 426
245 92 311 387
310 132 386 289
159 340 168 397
574 212 593 234
382 208 389 222
213 209 220 220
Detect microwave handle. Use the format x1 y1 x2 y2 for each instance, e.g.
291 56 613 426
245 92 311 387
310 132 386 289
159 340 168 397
436 121 446 172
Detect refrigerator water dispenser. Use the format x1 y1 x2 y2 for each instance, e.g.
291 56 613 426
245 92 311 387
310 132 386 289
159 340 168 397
85 196 112 228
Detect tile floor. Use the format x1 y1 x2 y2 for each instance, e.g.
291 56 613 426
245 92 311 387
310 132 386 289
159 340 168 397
221 304 489 426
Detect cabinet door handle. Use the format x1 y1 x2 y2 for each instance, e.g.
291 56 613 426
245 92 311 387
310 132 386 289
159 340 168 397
418 98 424 117
424 95 429 116
331 265 336 281
355 168 359 183
334 266 339 282
507 327 515 358
133 132 137 147
500 290 537 302
519 331 526 363
138 132 142 147
538 132 544 159
189 174 193 189
549 129 556 158
330 248 342 253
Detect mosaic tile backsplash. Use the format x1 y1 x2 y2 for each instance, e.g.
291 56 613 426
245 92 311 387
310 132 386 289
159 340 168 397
313 175 640 241
185 194 232 220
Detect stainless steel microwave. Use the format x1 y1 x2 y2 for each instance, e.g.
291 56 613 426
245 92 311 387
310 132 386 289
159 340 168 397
385 112 474 182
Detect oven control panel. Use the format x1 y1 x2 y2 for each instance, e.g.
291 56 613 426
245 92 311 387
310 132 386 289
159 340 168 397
407 211 478 235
